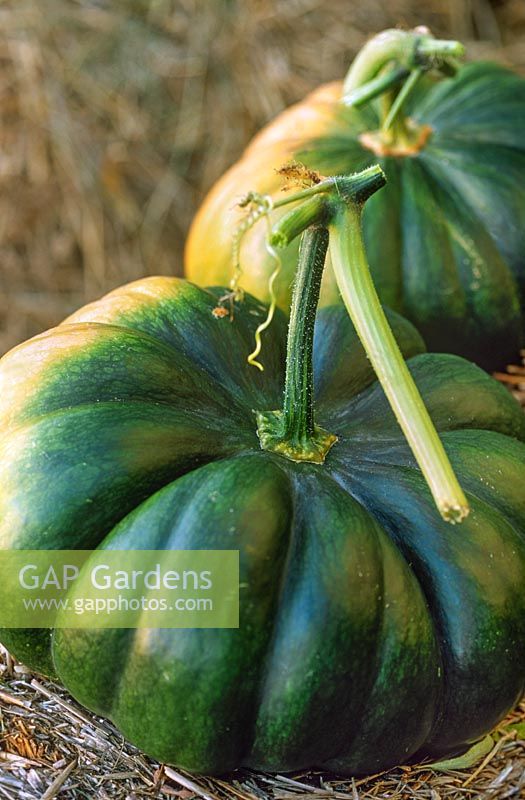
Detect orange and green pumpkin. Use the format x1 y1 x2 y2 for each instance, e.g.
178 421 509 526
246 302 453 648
186 28 525 370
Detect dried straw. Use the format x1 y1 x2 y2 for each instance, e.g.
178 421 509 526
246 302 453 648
1 645 525 799
494 350 525 408
0 0 523 353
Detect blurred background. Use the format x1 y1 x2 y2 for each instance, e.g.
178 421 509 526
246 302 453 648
0 0 523 354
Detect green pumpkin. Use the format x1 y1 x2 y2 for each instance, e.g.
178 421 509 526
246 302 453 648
1 271 525 774
186 29 525 370
313 60 525 371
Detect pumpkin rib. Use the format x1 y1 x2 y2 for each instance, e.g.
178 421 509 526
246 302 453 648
52 627 136 718
320 353 525 443
54 453 297 773
438 430 525 533
415 64 525 146
399 158 466 320
247 466 389 771
4 396 250 433
422 494 525 752
64 279 288 409
418 145 525 302
62 276 193 326
0 401 253 553
334 462 525 753
397 160 521 366
243 462 442 774
0 448 250 679
321 518 440 774
0 391 252 444
335 446 525 541
0 322 251 432
269 465 440 772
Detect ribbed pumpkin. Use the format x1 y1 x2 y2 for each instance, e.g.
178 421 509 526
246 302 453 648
185 29 525 370
1 275 525 774
1 167 525 776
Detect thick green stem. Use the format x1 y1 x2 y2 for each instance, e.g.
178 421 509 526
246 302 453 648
282 227 328 439
341 28 464 150
255 167 387 464
270 196 329 249
256 227 337 463
328 203 469 523
342 28 464 104
269 166 388 247
341 66 410 110
254 163 469 522
381 67 423 134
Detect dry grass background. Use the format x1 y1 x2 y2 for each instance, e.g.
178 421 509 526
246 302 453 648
0 0 524 355
2 2 525 798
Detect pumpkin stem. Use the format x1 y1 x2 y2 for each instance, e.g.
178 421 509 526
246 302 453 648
341 28 465 152
256 227 337 463
342 28 464 103
256 162 469 522
245 168 386 370
328 202 469 524
256 166 387 464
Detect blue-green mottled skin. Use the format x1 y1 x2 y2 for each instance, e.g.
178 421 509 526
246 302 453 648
0 276 525 775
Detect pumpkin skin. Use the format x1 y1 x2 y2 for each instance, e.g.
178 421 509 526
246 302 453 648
1 276 525 775
185 62 525 370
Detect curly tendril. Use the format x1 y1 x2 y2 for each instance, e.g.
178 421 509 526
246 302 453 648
246 215 282 371
230 192 274 297
228 191 282 371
